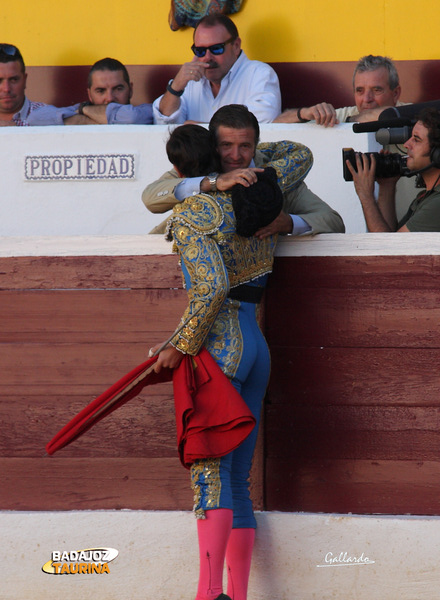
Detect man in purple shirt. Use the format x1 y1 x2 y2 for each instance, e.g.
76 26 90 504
0 43 45 126
28 57 153 126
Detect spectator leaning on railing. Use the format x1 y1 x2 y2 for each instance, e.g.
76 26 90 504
274 55 408 128
27 57 153 126
143 104 345 236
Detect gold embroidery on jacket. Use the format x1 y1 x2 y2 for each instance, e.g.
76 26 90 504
167 188 278 356
205 301 243 379
257 140 313 191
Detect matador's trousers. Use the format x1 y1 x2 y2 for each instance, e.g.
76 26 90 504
191 288 270 529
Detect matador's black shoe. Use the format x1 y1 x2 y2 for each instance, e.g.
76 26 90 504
215 595 232 600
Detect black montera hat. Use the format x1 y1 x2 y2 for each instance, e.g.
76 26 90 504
231 166 283 237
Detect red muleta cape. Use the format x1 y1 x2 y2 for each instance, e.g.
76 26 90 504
46 347 255 469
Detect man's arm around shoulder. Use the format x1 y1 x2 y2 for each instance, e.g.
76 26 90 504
142 169 185 214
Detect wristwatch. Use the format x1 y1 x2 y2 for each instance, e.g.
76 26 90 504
166 80 184 97
78 101 93 115
207 172 219 192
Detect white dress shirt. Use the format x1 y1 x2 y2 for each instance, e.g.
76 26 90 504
153 51 281 124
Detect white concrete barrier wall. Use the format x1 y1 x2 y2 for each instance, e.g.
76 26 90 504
0 123 418 236
2 510 440 600
2 232 440 259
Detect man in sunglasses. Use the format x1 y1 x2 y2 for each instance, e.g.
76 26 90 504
0 44 45 126
27 57 153 125
153 14 281 124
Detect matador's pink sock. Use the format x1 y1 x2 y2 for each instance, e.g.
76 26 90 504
226 528 256 600
195 508 233 600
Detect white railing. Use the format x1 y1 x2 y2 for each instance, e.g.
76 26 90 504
1 123 417 236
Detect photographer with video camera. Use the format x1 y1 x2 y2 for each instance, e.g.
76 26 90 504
346 107 440 232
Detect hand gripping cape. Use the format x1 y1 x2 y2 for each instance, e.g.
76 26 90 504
46 347 256 469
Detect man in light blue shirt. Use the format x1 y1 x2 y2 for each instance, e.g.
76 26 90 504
28 57 153 126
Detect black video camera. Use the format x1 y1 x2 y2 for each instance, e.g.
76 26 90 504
343 101 440 182
342 104 421 182
343 148 409 182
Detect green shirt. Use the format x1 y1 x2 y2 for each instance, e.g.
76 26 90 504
399 184 440 231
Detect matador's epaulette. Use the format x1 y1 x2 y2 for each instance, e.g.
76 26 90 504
166 193 224 241
258 140 313 192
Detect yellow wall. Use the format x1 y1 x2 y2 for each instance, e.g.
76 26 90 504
3 0 440 66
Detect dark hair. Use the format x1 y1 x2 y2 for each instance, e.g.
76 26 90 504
418 107 440 151
0 43 25 72
194 14 239 40
231 167 283 237
88 57 130 88
166 124 220 177
209 104 260 146
353 55 400 90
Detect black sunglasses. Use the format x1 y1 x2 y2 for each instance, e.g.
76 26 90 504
191 37 235 58
0 44 20 58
